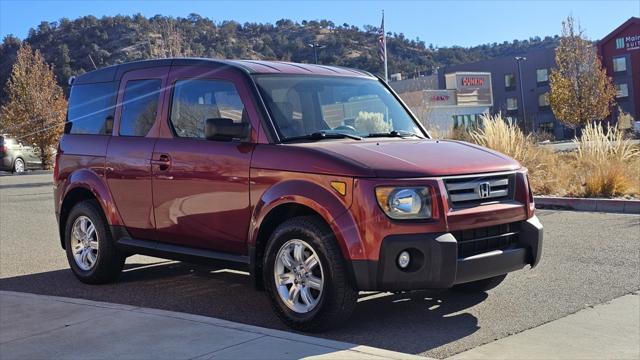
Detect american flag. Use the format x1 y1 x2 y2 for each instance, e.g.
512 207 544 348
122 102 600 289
378 15 385 63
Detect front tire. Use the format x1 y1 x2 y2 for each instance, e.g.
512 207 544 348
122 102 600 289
264 216 357 332
452 274 507 293
64 200 125 284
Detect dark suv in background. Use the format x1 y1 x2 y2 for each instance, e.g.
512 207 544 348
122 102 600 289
54 59 542 331
1 135 42 173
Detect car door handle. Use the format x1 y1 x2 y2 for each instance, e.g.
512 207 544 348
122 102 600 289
151 154 171 171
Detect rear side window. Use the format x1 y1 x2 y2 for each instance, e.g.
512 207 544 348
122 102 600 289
67 82 118 135
170 79 246 139
119 79 162 137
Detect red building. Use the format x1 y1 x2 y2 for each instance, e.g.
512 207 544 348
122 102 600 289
598 17 640 123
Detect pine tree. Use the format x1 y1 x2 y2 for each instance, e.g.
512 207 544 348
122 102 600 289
549 16 616 133
0 43 67 168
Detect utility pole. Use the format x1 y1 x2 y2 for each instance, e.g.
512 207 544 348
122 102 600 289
382 10 388 82
88 54 97 70
308 43 325 64
515 56 528 131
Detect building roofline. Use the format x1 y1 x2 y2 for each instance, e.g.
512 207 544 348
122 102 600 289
444 71 492 76
440 47 556 72
598 17 640 46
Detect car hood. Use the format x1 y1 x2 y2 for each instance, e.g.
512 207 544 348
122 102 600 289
285 138 521 178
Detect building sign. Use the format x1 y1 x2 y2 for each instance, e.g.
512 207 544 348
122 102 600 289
615 35 640 51
461 77 486 87
445 72 493 106
424 90 457 106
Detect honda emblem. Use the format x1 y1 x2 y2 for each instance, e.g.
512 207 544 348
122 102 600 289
478 182 491 198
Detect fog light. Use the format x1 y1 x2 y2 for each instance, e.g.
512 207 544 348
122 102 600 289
397 251 411 269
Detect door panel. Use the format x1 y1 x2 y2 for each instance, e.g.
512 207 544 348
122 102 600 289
151 67 257 254
152 139 254 253
106 67 169 240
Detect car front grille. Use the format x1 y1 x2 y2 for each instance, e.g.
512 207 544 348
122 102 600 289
452 222 521 258
444 173 515 207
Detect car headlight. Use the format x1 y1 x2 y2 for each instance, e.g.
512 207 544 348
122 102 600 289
375 187 432 220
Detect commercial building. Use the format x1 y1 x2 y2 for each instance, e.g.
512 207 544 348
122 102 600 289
597 17 639 124
394 17 639 140
438 47 565 138
391 73 492 132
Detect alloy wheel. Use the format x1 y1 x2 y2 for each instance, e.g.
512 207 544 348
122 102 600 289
14 159 24 173
273 239 324 313
71 215 99 271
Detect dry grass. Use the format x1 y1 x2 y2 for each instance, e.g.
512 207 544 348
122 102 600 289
574 122 639 197
429 114 639 198
467 114 568 195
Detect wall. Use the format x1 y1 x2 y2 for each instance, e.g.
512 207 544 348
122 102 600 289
598 18 640 122
439 48 568 139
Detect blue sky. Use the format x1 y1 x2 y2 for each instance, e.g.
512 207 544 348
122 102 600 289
0 0 638 47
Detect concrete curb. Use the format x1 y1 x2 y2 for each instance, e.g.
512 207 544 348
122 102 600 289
0 291 425 360
534 196 640 214
0 170 53 177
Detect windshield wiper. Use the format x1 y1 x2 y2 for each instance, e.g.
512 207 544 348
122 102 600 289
366 130 424 139
282 131 362 142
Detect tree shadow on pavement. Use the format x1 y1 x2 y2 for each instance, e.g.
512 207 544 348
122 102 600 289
0 261 484 355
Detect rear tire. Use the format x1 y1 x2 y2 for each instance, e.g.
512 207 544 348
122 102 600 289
264 216 357 332
452 274 507 293
64 200 125 284
12 158 24 173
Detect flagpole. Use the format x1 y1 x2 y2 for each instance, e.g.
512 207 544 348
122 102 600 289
383 10 388 82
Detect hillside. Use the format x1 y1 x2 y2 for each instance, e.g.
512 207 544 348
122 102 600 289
0 14 560 101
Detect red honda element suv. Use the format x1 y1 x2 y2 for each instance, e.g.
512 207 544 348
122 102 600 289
54 59 542 331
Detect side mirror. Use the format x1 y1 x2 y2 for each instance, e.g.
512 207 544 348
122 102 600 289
205 118 249 141
64 121 73 134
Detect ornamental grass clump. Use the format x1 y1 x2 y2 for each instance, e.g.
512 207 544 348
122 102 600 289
574 122 640 198
468 113 563 195
427 114 638 198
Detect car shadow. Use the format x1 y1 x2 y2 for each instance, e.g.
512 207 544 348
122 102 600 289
0 261 484 355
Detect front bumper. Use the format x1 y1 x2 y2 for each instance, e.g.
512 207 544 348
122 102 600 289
350 215 543 291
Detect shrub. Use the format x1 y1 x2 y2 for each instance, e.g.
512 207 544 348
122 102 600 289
468 114 562 195
574 122 639 197
431 114 639 198
354 111 391 133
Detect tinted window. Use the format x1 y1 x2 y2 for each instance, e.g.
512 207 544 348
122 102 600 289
120 79 162 137
67 82 118 135
170 79 246 139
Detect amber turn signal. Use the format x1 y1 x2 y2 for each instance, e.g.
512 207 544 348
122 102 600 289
330 181 347 196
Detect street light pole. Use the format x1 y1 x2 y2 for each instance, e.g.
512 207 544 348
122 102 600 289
308 43 326 64
515 56 528 131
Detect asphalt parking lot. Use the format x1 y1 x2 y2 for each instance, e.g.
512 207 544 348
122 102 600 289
1 173 639 359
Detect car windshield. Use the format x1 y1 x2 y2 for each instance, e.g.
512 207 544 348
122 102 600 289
253 75 425 141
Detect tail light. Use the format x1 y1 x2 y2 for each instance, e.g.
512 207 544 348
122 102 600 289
53 150 60 181
0 145 7 154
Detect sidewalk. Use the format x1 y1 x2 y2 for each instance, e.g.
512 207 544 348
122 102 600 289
0 291 421 360
450 292 640 360
2 291 638 360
